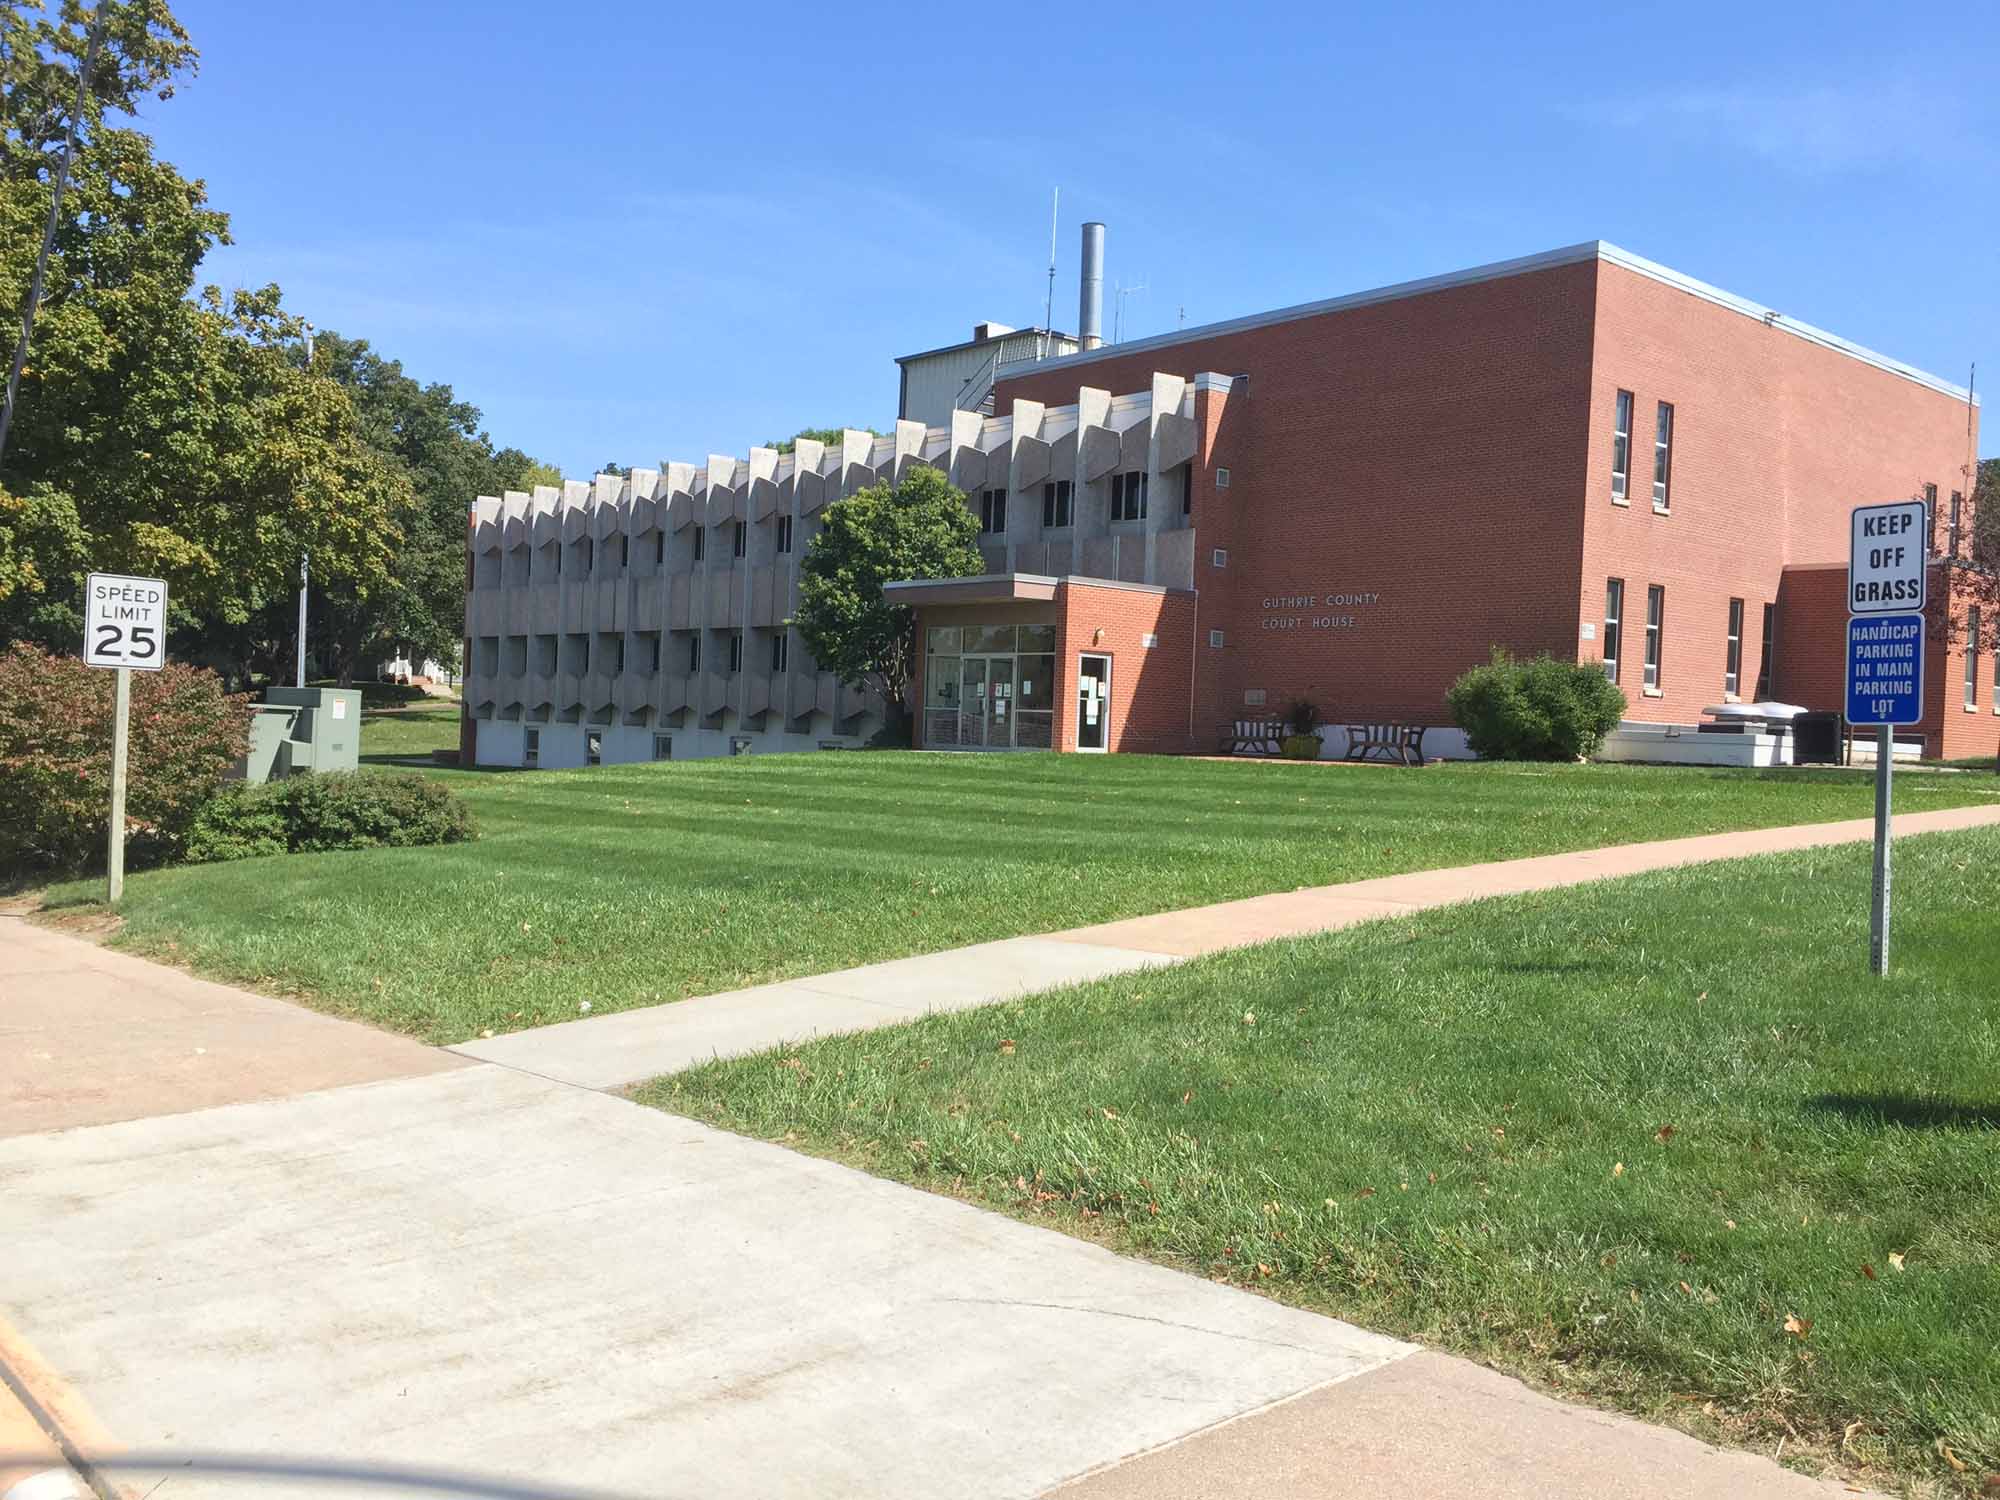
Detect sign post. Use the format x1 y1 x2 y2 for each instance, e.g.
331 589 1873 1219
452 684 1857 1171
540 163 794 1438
1846 501 1929 978
83 571 169 904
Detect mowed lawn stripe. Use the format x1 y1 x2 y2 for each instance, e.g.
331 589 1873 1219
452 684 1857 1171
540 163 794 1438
40 748 2000 1044
649 826 2000 1495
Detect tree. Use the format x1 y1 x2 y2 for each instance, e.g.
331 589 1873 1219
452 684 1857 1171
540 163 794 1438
767 425 881 455
792 465 982 737
1 0 409 672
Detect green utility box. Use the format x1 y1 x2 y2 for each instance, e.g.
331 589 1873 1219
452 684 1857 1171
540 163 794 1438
233 687 362 783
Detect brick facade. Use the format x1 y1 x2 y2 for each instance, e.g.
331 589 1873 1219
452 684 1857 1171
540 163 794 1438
984 244 1983 758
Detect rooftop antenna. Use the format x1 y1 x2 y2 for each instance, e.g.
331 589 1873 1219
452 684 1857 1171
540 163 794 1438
1042 188 1058 352
1113 276 1148 343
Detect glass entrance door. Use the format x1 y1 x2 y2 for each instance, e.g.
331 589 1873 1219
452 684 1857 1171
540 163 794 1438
959 655 1016 748
1077 653 1111 751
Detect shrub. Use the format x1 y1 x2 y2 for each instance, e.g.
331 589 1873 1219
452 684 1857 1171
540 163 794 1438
1285 698 1322 736
0 643 251 873
186 769 474 863
1447 648 1627 761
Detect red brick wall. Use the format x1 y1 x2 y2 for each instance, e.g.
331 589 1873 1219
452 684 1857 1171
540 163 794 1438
1583 261 1977 726
1055 582 1197 754
1934 572 1999 761
1772 565 1848 716
1002 260 1601 729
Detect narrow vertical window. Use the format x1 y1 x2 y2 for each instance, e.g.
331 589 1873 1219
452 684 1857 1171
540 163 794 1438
1967 606 1983 710
653 531 664 567
1644 585 1665 690
1724 598 1743 696
1180 466 1192 516
1924 483 1938 555
687 634 701 673
1948 491 1963 558
776 515 793 554
585 731 601 766
1652 402 1673 510
618 535 629 569
1755 603 1775 700
1042 480 1072 528
693 528 705 563
771 632 788 674
1610 389 1633 502
1602 579 1624 684
523 727 540 768
728 632 743 674
733 521 746 558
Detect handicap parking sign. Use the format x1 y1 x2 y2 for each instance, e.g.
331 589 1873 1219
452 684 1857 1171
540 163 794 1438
1846 613 1925 726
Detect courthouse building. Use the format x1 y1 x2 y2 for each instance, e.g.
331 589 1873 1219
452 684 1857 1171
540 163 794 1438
461 240 1986 768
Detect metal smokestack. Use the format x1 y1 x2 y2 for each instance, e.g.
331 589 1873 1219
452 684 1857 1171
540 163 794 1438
1079 221 1104 350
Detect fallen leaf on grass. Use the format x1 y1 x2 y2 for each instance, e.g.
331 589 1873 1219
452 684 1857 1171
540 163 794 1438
998 1039 1016 1056
1355 1186 1376 1200
1654 1124 1677 1144
1242 1011 1256 1025
1612 1162 1625 1178
1860 1263 1876 1280
1888 1251 1906 1271
1783 1314 1812 1339
1938 1441 1965 1472
1101 1107 1118 1120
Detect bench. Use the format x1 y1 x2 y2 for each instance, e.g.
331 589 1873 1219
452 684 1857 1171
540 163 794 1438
1222 719 1286 756
1344 722 1427 767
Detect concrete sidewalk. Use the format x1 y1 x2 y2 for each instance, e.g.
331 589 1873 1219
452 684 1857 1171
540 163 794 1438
456 802 2000 1090
11 808 1974 1499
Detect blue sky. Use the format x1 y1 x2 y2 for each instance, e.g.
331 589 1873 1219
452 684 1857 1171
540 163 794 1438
138 0 1995 479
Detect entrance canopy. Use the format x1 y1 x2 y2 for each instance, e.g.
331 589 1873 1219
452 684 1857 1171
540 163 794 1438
883 573 1060 609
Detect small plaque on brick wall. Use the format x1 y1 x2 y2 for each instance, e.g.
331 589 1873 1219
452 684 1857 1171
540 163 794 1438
1141 632 1158 648
1244 688 1266 706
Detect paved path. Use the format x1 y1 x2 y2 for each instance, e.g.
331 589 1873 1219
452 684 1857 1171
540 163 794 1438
13 811 1980 1498
457 802 2000 1089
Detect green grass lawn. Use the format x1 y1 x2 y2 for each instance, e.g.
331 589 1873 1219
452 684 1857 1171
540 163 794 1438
358 700 462 764
650 826 2000 1495
40 747 1999 1046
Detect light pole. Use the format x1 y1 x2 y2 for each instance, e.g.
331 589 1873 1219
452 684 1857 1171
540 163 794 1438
295 322 315 688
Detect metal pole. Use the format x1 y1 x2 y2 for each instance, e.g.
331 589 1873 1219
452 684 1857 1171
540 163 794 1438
1868 723 1893 976
107 665 129 905
296 551 308 687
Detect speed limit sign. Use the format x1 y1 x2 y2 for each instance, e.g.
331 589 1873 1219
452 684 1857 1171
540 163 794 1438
84 572 169 671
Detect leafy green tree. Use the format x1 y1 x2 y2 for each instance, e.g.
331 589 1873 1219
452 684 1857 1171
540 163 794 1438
792 465 982 737
1 0 408 670
767 425 881 455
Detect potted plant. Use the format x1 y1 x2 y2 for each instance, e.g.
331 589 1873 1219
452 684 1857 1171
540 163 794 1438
1280 699 1323 760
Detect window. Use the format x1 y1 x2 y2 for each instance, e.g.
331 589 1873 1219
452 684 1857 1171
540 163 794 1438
1644 585 1665 690
1724 598 1743 696
693 527 705 563
579 536 594 574
1755 603 1775 700
653 531 665 567
1602 578 1624 684
1212 548 1229 568
642 632 661 672
1041 480 1073 529
1208 628 1226 648
652 734 672 761
585 731 602 766
687 633 701 673
1968 606 1983 711
618 535 629 569
1610 389 1633 502
1652 402 1673 510
770 632 788 674
1111 470 1148 522
1924 483 1938 554
607 634 625 674
1948 491 1963 558
978 487 1007 534
551 543 562 577
727 632 743 674
776 515 793 554
1214 466 1231 489
733 521 746 558
523 727 540 768
1180 466 1192 516
730 736 752 756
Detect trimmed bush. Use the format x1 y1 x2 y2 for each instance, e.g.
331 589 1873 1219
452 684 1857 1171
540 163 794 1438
1447 648 1627 761
186 769 475 863
0 643 251 873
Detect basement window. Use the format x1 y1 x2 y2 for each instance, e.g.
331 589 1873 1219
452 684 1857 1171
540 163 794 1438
652 734 672 761
523 727 540 768
585 731 602 766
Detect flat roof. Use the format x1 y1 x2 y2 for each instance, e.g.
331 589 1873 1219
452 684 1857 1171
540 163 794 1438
991 241 1976 405
895 326 1079 366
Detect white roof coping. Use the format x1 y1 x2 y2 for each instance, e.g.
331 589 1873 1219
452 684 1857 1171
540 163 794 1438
997 241 1976 405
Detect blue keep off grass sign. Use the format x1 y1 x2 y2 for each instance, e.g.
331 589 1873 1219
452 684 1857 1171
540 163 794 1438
1846 613 1925 726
